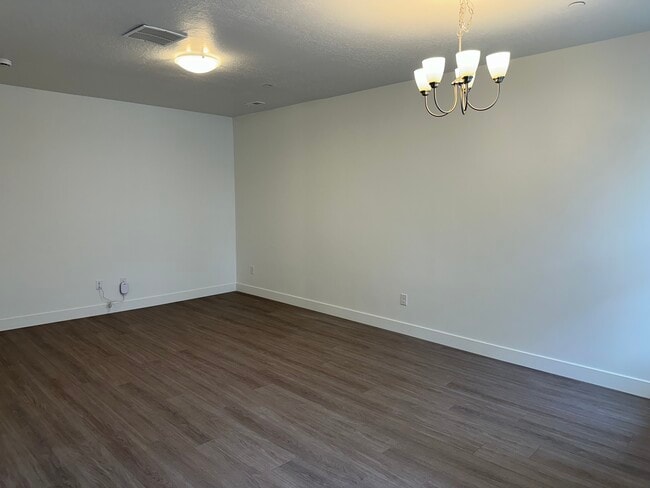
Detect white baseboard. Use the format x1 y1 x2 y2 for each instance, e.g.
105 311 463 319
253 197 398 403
237 283 650 399
0 283 237 332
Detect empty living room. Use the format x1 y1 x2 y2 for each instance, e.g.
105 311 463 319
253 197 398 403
1 0 649 486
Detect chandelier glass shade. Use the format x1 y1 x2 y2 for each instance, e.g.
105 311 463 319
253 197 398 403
414 0 510 117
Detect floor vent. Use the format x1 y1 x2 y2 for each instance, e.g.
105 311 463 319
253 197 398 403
123 25 187 46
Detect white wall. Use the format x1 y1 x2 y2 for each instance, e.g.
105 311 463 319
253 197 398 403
234 31 650 397
0 84 236 329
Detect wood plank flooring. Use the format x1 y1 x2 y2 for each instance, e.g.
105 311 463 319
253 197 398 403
0 292 648 487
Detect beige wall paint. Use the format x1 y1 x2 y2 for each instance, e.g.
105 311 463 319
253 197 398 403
0 84 236 327
234 32 650 394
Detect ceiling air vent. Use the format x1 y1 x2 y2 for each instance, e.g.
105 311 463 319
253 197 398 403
123 25 187 46
245 101 266 107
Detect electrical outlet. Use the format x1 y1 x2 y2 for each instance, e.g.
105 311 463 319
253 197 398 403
95 280 103 290
249 265 255 275
400 293 408 306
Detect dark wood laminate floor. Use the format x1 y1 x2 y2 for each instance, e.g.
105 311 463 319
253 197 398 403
0 293 648 487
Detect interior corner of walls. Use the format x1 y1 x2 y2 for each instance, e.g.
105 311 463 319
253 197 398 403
235 283 650 399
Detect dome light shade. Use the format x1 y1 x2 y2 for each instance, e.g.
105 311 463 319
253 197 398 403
422 57 446 84
414 68 431 93
486 52 510 80
175 53 220 74
456 50 481 78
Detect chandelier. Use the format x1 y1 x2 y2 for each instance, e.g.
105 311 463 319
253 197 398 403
413 0 510 117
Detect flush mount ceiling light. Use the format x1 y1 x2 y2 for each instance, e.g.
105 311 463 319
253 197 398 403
413 0 510 118
175 49 220 74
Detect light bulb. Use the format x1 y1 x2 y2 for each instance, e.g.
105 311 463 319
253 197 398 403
414 68 431 93
422 57 445 84
486 52 510 81
175 53 220 74
456 50 481 78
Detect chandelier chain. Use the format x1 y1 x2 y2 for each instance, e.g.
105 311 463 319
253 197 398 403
457 0 474 51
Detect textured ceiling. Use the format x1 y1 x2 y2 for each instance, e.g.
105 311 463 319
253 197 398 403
1 0 649 116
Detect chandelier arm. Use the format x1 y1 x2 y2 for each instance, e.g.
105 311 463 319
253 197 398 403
424 96 449 118
433 85 459 114
459 86 468 114
467 83 501 112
